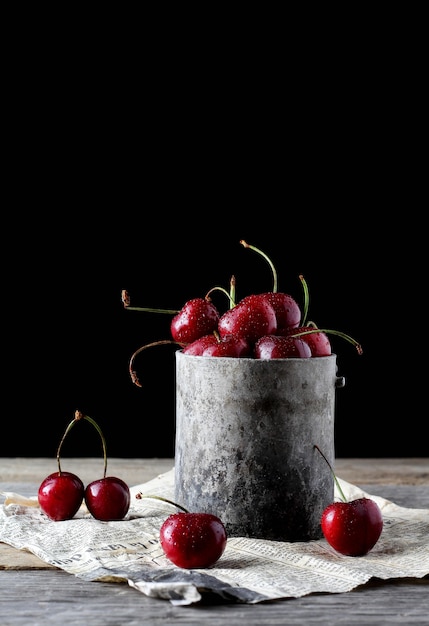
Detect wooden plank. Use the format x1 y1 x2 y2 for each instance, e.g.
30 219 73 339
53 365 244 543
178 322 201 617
1 457 428 485
0 570 428 625
0 457 174 487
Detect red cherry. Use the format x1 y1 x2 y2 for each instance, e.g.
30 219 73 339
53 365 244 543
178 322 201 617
315 445 383 556
170 298 220 344
85 476 130 521
181 334 218 355
201 334 251 357
182 334 251 357
254 335 312 359
160 512 227 569
260 292 301 331
321 497 383 556
218 294 277 344
285 326 332 356
38 472 84 521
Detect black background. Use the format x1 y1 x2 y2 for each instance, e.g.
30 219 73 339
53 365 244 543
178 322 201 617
2 27 426 460
4 219 425 460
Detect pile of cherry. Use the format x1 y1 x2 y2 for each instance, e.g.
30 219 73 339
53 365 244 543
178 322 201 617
123 240 362 384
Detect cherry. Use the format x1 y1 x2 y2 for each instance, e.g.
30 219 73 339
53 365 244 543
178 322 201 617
284 326 332 356
136 493 227 569
85 476 130 521
170 297 220 344
260 291 301 332
181 333 218 355
38 471 84 522
201 334 251 357
218 294 277 344
160 511 227 569
315 445 383 556
38 415 85 521
82 412 130 521
254 334 312 359
286 326 363 357
183 333 251 357
240 239 301 332
321 497 384 557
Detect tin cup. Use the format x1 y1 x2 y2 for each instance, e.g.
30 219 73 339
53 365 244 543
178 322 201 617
174 351 345 541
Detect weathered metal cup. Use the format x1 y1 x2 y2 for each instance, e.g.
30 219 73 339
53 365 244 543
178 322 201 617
175 351 345 541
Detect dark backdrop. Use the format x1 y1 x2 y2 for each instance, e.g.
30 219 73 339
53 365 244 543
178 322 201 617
3 216 425 459
3 31 426 460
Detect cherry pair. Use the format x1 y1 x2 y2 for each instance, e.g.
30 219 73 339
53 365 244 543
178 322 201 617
38 411 130 522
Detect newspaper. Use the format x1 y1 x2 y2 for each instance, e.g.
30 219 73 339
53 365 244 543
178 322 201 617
1 468 428 606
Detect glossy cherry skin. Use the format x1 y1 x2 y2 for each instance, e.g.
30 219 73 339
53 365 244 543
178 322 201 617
181 334 218 355
170 298 220 344
260 292 301 331
160 512 227 569
218 295 277 344
254 335 312 359
84 476 131 521
284 326 332 356
38 471 84 521
321 497 383 556
200 334 251 357
182 334 251 357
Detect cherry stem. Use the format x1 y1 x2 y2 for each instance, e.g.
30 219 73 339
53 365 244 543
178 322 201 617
121 290 178 314
205 285 235 308
79 412 109 479
56 410 109 478
240 239 278 293
229 275 236 310
314 444 347 503
55 416 80 475
299 274 310 326
129 340 182 387
135 493 189 513
289 327 363 355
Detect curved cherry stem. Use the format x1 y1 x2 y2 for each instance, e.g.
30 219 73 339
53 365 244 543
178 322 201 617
205 285 235 308
135 493 189 513
55 416 80 475
314 444 347 503
229 275 236 310
56 410 109 478
129 340 183 387
299 274 310 326
240 240 278 293
79 412 109 479
121 290 178 314
289 327 363 355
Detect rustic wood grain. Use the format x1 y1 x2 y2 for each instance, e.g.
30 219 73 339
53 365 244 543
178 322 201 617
0 570 428 625
1 457 428 484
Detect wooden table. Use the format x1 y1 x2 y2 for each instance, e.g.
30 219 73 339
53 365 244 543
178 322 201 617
1 458 428 625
